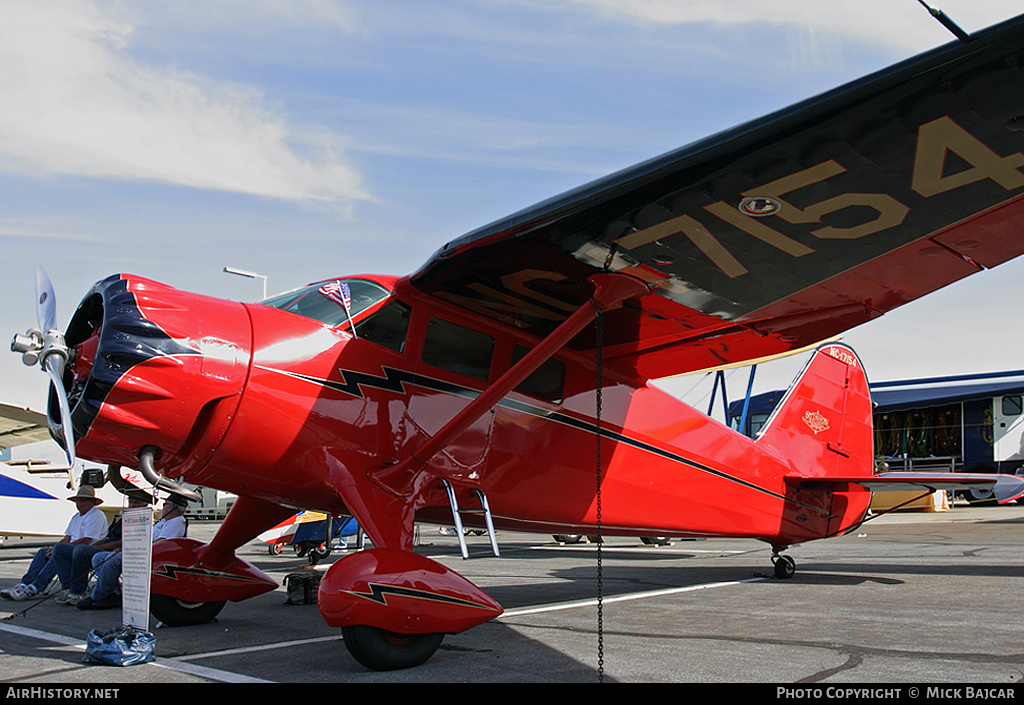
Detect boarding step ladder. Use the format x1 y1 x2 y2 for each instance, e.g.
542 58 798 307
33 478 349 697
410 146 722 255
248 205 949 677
441 479 500 559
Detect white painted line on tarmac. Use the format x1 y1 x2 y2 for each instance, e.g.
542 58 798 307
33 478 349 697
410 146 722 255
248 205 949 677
498 577 764 618
171 634 342 663
152 657 273 683
0 621 85 647
0 620 272 684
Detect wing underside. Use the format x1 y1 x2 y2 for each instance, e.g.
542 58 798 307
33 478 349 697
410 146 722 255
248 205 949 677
410 14 1024 382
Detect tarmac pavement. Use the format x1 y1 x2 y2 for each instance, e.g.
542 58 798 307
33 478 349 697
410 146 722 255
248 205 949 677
0 503 1022 686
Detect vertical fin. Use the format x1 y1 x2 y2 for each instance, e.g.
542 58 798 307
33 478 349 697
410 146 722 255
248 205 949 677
756 343 874 479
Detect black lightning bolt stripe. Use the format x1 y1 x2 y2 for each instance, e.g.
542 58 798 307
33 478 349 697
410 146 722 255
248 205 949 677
255 365 477 401
152 564 267 584
257 364 829 515
344 582 500 611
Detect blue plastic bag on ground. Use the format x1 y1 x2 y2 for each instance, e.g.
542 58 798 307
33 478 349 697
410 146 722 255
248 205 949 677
83 627 156 666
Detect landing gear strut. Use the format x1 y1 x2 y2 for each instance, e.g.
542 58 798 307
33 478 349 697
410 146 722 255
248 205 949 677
771 549 796 579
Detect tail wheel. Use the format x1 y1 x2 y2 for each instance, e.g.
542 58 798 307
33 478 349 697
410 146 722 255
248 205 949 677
772 554 796 580
341 624 444 671
150 594 226 626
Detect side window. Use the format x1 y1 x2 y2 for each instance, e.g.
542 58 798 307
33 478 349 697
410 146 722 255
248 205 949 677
512 345 565 402
422 318 494 381
357 300 412 353
1001 395 1022 417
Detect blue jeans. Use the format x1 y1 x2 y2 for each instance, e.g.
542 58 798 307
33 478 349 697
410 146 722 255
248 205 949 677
51 543 104 595
90 551 122 600
20 547 58 592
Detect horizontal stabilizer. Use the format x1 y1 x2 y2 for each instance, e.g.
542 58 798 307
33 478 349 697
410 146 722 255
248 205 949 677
791 472 1024 504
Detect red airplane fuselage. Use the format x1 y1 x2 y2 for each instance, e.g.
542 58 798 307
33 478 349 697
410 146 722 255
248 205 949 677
64 271 872 555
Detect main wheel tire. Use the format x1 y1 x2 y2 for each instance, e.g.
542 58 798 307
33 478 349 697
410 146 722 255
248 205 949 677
341 625 444 671
150 594 226 626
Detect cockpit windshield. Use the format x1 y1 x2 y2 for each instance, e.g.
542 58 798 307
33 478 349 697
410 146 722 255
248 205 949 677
259 278 391 328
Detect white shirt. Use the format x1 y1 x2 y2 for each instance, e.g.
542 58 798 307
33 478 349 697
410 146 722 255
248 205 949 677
65 506 108 543
152 514 186 541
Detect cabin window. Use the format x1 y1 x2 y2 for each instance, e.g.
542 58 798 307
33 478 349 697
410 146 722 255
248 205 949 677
1001 395 1022 416
357 300 412 353
512 345 565 402
260 279 390 328
422 318 494 381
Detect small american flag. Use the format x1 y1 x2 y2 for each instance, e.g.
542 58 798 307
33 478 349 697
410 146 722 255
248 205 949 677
318 281 351 312
318 280 358 337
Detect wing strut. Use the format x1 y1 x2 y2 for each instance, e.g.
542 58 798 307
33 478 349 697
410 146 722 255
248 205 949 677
370 272 649 496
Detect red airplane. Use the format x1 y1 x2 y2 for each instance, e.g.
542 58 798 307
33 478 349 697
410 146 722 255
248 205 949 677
12 12 1024 671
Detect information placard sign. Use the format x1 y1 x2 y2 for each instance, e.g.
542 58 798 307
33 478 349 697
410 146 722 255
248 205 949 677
120 507 153 630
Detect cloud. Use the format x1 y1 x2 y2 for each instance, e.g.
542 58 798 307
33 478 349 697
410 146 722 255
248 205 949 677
570 0 1020 53
0 0 369 204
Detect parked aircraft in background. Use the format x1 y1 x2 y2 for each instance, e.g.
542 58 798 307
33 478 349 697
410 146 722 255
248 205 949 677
0 424 146 538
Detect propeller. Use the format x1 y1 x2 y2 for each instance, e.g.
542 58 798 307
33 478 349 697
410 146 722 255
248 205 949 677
10 266 76 469
36 266 57 335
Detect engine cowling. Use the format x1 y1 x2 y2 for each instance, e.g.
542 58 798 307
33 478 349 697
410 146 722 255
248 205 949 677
61 274 252 476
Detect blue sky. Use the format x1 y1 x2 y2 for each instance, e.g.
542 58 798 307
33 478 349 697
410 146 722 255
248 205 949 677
2 0 1022 412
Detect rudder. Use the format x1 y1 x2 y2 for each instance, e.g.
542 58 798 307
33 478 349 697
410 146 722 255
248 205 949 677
755 343 874 480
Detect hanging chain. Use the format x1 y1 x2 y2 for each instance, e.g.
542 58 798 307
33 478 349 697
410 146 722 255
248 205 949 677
594 307 604 683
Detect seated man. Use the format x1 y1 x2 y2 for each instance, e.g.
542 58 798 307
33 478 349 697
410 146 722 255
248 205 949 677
52 491 152 606
1 485 109 601
77 493 189 610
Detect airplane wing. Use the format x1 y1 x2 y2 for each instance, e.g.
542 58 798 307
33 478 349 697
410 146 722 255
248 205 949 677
0 403 50 450
409 14 1024 382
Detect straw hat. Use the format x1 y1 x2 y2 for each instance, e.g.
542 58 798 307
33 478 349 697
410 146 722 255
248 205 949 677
67 485 102 504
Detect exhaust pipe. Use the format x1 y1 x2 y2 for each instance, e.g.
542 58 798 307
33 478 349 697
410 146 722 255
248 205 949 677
137 445 202 502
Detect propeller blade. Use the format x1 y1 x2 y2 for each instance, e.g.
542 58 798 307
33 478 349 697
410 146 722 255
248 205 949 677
35 267 57 333
43 354 76 469
32 267 75 467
